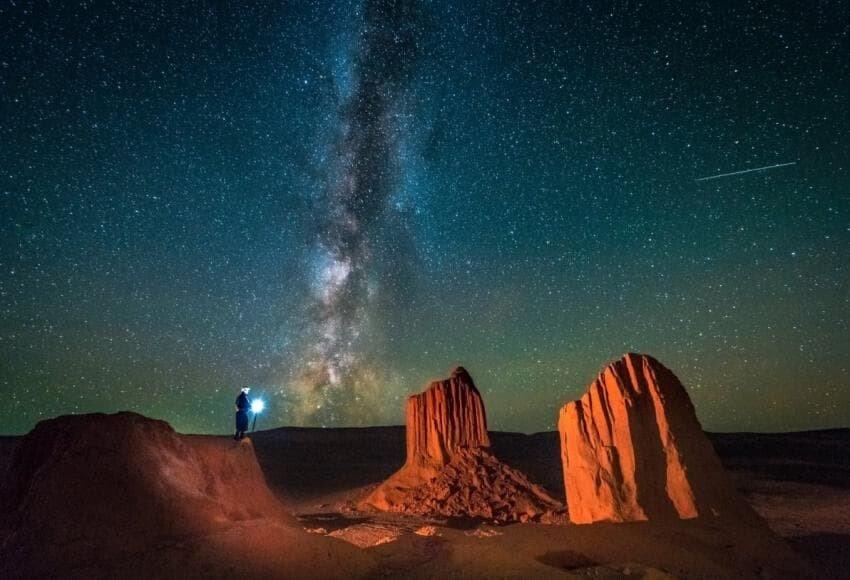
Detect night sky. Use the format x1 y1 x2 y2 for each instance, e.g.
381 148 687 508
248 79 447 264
2 0 848 435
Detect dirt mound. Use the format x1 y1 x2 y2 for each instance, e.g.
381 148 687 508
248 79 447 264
0 412 370 579
558 353 755 525
361 367 561 521
389 448 560 522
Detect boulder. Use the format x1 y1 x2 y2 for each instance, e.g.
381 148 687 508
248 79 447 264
558 353 749 524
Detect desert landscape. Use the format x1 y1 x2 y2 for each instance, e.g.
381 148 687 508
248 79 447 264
1 355 847 579
4 0 848 578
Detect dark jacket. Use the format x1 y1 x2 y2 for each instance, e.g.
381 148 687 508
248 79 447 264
235 392 250 431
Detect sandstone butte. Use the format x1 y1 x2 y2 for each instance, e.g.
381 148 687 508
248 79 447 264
0 412 370 579
558 353 753 525
361 367 560 521
361 366 490 510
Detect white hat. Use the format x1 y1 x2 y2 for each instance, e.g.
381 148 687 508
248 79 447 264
241 386 251 393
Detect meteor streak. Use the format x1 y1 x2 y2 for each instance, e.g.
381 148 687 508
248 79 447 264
695 162 796 182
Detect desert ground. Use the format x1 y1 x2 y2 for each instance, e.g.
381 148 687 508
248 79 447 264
1 424 846 579
252 426 850 579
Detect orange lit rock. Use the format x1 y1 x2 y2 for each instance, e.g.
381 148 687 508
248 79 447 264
362 367 560 521
406 366 490 466
558 353 748 524
0 412 293 555
0 412 373 578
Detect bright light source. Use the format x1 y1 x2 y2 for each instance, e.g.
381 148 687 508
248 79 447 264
251 400 265 414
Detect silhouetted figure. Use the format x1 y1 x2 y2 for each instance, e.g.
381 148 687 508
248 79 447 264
234 387 251 440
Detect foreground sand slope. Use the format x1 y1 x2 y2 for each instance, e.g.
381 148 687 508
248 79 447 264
360 516 815 579
0 412 371 579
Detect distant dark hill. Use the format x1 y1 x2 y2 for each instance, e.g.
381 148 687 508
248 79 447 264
247 425 850 501
709 429 850 489
3 425 848 500
247 426 565 502
250 425 407 502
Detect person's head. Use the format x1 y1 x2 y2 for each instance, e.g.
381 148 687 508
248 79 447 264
241 386 250 394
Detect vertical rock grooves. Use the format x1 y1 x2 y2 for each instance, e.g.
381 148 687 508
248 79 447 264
559 353 754 525
361 367 560 521
405 366 490 467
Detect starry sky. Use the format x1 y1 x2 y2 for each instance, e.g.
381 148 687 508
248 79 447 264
2 0 848 435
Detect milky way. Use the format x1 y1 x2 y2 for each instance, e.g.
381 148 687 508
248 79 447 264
286 0 425 425
1 1 848 435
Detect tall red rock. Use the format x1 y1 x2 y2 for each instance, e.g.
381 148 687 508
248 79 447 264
362 367 560 521
405 366 490 467
558 353 749 524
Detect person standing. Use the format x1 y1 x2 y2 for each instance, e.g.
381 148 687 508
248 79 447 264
234 387 251 440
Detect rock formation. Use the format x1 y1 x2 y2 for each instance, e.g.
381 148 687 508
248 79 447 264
406 366 490 467
362 367 560 521
558 353 751 524
0 412 370 579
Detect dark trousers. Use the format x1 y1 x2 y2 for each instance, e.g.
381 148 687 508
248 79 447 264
235 410 249 439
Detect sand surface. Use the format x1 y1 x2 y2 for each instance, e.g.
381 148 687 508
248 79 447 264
1 427 847 578
250 426 847 578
